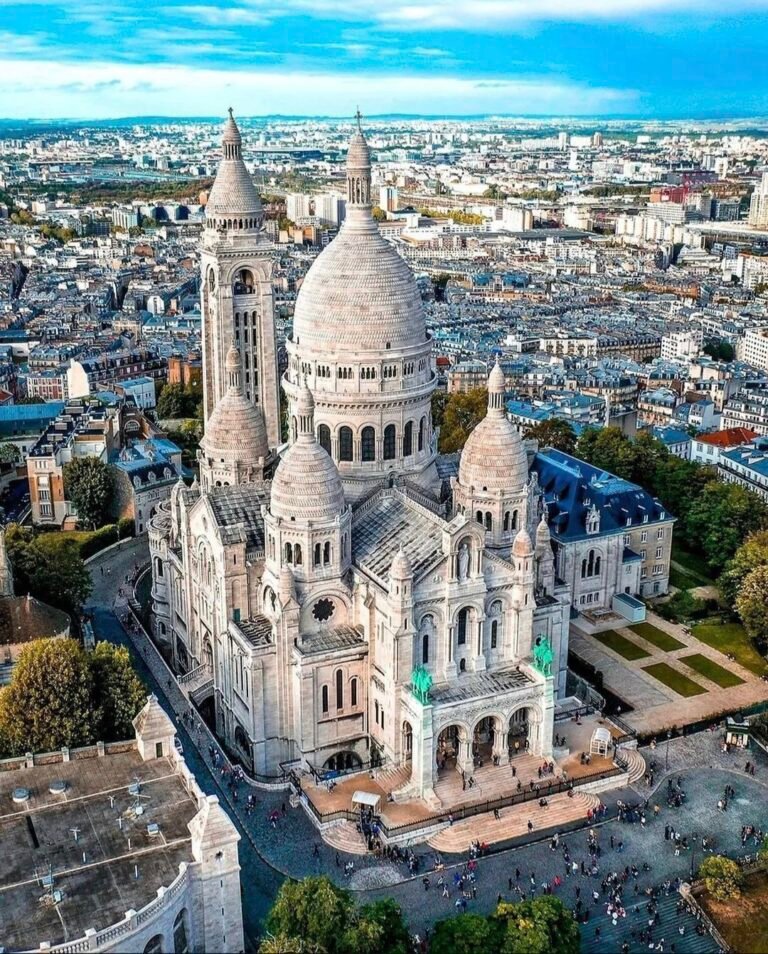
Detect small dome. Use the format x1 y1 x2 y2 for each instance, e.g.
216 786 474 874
205 110 263 224
270 383 345 524
389 546 412 580
512 528 533 557
279 564 296 603
459 359 527 495
536 514 551 545
200 348 268 466
347 130 371 169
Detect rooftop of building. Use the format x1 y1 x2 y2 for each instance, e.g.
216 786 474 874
695 427 757 447
0 595 70 649
0 746 198 952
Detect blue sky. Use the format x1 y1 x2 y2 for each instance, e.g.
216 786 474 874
3 0 768 118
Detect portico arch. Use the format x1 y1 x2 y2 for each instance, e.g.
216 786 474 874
508 703 544 757
436 722 472 776
471 713 505 766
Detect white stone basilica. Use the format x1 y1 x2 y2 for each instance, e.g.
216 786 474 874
149 112 571 803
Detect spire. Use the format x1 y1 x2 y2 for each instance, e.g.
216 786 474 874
222 108 242 160
346 110 371 208
296 378 316 444
487 355 506 415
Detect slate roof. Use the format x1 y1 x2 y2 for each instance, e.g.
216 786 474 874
532 449 672 542
430 666 533 705
352 491 445 585
208 484 268 551
297 625 366 656
236 614 272 648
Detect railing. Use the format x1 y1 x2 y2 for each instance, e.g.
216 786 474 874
301 763 624 841
178 662 212 687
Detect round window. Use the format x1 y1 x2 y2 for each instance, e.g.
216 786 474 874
312 598 335 622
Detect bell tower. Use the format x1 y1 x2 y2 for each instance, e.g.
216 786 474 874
201 109 280 448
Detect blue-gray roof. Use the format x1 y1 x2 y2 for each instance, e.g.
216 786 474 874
532 448 673 542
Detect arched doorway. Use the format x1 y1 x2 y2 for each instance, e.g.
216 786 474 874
508 708 530 757
436 724 468 775
402 720 413 761
472 716 497 766
202 637 213 671
323 751 362 774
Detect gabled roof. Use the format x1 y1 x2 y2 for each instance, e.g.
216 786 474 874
696 427 757 448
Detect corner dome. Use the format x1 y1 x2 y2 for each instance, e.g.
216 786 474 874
512 528 533 557
205 109 263 226
459 360 528 494
270 382 346 523
292 115 426 355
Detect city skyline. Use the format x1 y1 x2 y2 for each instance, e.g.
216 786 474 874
4 0 768 119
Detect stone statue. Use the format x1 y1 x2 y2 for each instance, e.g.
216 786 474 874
458 543 470 581
411 665 433 704
533 635 554 677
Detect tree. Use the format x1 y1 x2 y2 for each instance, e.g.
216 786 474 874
493 896 581 954
699 855 743 900
266 877 355 954
5 525 92 614
259 937 323 954
575 426 636 480
735 565 768 643
687 483 768 573
0 638 95 755
90 641 146 741
438 388 488 453
156 382 188 419
720 530 768 606
347 899 410 954
371 206 387 222
0 442 20 465
704 340 735 362
64 457 114 530
651 458 717 534
524 419 576 454
429 914 501 954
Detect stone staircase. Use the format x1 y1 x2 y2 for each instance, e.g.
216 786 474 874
622 748 647 785
427 791 601 854
321 820 369 855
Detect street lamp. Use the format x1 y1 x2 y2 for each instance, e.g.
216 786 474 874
665 729 672 771
690 836 697 881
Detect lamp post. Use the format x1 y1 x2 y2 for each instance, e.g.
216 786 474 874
665 729 672 771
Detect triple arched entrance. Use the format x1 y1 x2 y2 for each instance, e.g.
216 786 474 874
435 708 536 777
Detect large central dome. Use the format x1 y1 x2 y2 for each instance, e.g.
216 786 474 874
292 120 426 355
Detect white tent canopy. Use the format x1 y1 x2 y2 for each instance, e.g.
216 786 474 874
590 726 612 756
351 790 380 810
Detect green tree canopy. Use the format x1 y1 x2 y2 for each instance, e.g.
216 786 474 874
348 899 410 954
575 425 638 480
156 382 203 419
266 877 355 954
90 641 146 741
687 482 768 574
5 524 92 614
720 529 768 605
429 913 501 954
735 564 768 644
703 340 735 362
492 896 581 954
524 418 577 454
438 388 488 453
63 456 114 530
699 855 743 901
0 638 95 753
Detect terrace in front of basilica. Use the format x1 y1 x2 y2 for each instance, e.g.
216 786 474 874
300 709 631 852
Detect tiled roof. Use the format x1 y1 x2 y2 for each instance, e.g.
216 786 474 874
236 614 272 647
697 427 757 447
430 666 533 705
208 484 268 551
298 625 365 655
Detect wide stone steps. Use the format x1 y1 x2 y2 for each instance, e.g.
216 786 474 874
623 748 647 785
320 820 369 855
375 764 411 795
427 791 601 854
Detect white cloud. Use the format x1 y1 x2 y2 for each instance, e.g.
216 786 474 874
0 57 636 117
167 5 270 26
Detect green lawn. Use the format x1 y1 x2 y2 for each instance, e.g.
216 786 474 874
679 653 745 688
642 662 708 697
595 630 651 661
631 622 686 652
669 565 700 591
692 621 768 676
670 543 714 586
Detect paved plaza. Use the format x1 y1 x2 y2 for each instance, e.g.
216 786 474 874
88 541 768 952
572 612 768 735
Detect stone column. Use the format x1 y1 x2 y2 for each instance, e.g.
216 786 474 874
457 735 474 776
473 618 486 672
492 729 509 763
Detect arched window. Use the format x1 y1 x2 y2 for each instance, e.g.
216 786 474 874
418 416 426 451
154 557 164 578
143 938 164 954
314 543 321 567
317 424 331 455
383 424 396 460
351 677 358 707
458 608 469 645
513 510 519 530
294 544 302 566
284 542 293 564
476 510 483 524
339 426 353 461
484 512 492 531
173 910 189 954
335 669 343 709
361 426 376 462
322 685 329 713
403 420 414 457
290 416 297 443
459 658 466 672
323 541 331 565
422 631 429 664
491 619 498 650
503 511 510 532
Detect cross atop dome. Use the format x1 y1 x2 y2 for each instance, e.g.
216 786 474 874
346 108 371 207
355 106 363 131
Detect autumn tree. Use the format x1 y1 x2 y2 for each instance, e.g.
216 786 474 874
720 529 768 606
524 418 577 454
492 896 580 954
90 641 146 741
63 456 114 529
438 388 488 453
429 913 500 954
699 855 743 901
735 565 768 644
